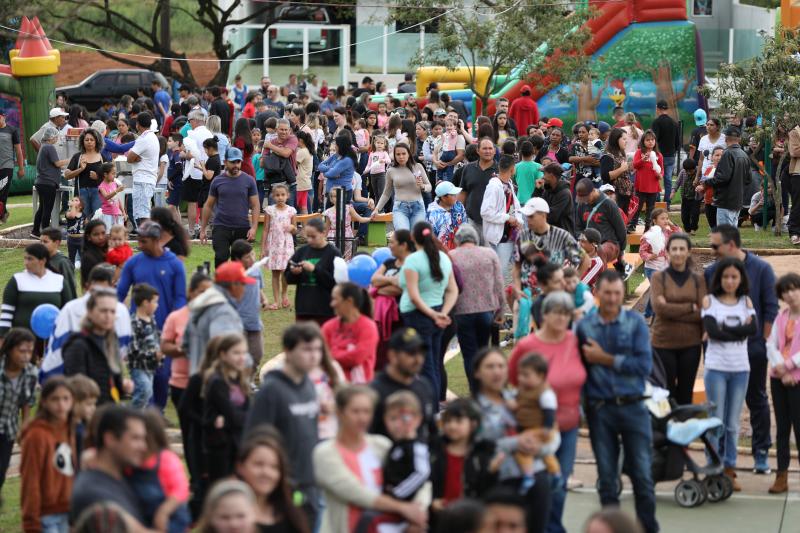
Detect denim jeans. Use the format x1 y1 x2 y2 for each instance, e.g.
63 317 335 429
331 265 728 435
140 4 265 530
402 306 443 405
352 201 373 239
662 155 676 206
715 207 740 228
491 241 515 284
704 368 749 468
79 187 102 218
392 199 426 231
455 311 493 394
40 513 69 533
644 267 656 318
547 427 579 533
586 401 658 533
131 368 154 409
437 150 456 182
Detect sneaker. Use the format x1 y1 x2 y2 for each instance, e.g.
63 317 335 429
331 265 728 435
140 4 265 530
792 235 800 246
29 232 40 239
754 450 771 474
623 262 634 281
567 476 584 490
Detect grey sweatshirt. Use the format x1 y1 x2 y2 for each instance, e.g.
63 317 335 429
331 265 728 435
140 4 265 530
182 285 243 373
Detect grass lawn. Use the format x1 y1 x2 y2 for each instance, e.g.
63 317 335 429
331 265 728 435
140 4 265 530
668 210 795 250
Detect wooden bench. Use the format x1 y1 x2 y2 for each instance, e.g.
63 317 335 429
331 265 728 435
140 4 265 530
368 212 394 246
692 378 706 404
257 213 322 224
655 201 667 210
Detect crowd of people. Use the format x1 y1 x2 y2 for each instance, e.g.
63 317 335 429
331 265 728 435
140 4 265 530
0 71 798 533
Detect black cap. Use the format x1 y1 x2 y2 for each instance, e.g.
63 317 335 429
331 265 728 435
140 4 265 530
723 125 741 138
580 228 602 245
388 328 426 353
656 100 669 110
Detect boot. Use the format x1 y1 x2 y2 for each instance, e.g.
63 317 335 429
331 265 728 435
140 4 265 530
769 470 788 494
724 467 742 492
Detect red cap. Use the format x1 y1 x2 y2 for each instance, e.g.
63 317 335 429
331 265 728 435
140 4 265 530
547 117 563 128
521 85 532 95
215 261 256 285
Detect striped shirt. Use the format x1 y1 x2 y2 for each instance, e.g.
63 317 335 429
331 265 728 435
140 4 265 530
0 270 68 337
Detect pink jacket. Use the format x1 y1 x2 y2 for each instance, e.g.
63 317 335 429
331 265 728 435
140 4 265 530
767 308 800 380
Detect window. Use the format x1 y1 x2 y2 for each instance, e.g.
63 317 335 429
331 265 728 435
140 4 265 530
693 0 712 16
91 74 116 87
119 73 142 87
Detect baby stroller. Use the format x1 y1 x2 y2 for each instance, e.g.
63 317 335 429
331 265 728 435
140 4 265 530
612 356 734 507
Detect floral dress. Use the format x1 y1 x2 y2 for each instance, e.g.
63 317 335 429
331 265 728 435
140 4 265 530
265 204 296 270
324 206 354 260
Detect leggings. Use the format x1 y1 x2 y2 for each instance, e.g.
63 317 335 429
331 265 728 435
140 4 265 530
770 377 800 471
638 192 658 230
33 183 58 234
654 345 702 405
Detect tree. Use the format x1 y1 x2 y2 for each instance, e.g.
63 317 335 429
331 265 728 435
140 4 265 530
390 0 593 112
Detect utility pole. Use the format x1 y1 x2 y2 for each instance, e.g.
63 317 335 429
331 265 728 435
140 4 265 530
160 0 171 77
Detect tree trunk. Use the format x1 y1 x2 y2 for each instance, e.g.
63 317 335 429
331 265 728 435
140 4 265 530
576 77 597 122
653 62 680 122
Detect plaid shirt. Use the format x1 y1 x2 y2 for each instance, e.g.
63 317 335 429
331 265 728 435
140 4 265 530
0 360 38 438
129 315 161 372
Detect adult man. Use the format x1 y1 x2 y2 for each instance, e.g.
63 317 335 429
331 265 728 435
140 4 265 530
352 76 375 97
69 406 148 527
96 98 116 122
426 181 466 250
263 85 285 117
126 112 160 227
182 111 213 236
370 328 438 443
320 90 338 118
246 322 321 523
481 155 522 278
787 121 800 244
200 147 260 266
495 97 518 134
398 72 416 94
262 119 299 203
576 270 658 533
650 100 681 206
209 86 231 135
0 109 24 222
575 178 629 276
182 261 247 373
284 73 300 96
508 85 540 135
532 162 574 235
254 101 278 133
259 76 271 98
698 126 750 228
29 107 68 154
460 138 498 240
185 95 208 120
704 224 778 475
152 79 171 126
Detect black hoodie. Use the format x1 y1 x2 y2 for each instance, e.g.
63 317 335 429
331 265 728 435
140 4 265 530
534 179 575 236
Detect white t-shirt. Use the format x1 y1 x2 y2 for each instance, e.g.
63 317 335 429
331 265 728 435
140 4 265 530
157 153 169 186
698 134 727 175
130 130 160 185
702 295 756 372
186 126 212 181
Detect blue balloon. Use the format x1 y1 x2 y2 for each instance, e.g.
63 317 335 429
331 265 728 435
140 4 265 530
347 255 378 288
30 303 60 339
371 247 394 266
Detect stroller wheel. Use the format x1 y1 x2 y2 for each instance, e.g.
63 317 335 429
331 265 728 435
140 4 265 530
675 479 707 508
704 475 733 503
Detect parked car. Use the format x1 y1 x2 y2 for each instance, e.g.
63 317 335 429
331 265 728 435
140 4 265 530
57 69 169 112
270 5 338 61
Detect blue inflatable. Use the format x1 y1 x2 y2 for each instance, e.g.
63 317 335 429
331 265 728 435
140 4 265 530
348 255 378 288
30 303 60 339
371 247 394 267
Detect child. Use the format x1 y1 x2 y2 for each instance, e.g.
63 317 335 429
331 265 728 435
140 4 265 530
230 240 268 367
512 354 560 483
263 117 278 145
564 266 594 320
749 177 777 232
353 118 369 155
106 224 134 285
578 228 605 288
377 101 390 130
382 391 431 502
673 158 700 235
430 399 499 509
166 133 185 220
434 117 461 182
202 333 250 485
98 162 126 229
0 328 37 494
295 130 314 215
633 130 664 231
697 146 724 229
587 128 604 182
41 227 78 301
252 140 266 209
261 183 297 309
514 140 543 204
65 374 99 468
423 121 443 176
324 187 371 260
640 207 680 318
65 195 86 265
128 283 162 409
20 376 75 533
156 135 169 207
366 135 392 201
127 409 191 533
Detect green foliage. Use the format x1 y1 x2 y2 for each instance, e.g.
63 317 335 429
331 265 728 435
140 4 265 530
593 25 696 80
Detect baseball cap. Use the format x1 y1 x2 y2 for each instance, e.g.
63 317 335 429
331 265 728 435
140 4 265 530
215 261 256 285
656 100 669 110
137 221 162 239
580 228 602 245
546 117 563 128
693 108 708 127
226 147 244 161
599 183 615 194
435 181 462 197
521 85 532 96
520 197 550 217
388 327 426 353
723 125 741 138
49 107 69 118
433 108 447 117
598 121 611 134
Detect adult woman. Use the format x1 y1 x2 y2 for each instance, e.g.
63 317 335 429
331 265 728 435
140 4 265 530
473 348 555 533
449 225 505 394
374 143 431 231
114 118 132 143
79 220 109 289
197 479 258 533
569 123 599 185
650 233 706 405
370 230 415 370
492 112 517 147
697 118 726 178
285 218 342 326
32 126 69 237
424 89 446 116
67 104 89 129
399 221 458 400
600 128 634 218
537 128 570 165
331 107 355 146
313 385 427 533
207 115 230 163
322 282 379 384
319 135 356 204
236 431 310 533
150 206 190 260
62 288 125 405
0 243 70 340
622 112 643 156
233 117 256 177
65 128 106 216
508 292 587 533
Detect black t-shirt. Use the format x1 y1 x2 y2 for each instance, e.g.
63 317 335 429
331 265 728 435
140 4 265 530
68 153 105 189
689 126 707 163
70 469 146 526
651 114 680 156
369 371 437 444
202 154 221 191
165 236 188 258
460 161 498 223
255 110 279 133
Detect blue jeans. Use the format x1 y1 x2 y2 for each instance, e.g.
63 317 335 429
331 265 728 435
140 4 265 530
491 241 515 284
353 201 372 239
586 401 658 533
644 267 656 318
392 199 426 231
402 306 444 404
131 368 154 409
40 513 69 533
437 150 456 182
715 207 740 227
79 187 102 218
455 311 494 394
547 427 579 533
662 155 676 206
704 368 749 468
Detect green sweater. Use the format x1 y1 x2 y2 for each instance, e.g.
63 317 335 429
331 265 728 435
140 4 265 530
0 270 69 336
47 252 77 302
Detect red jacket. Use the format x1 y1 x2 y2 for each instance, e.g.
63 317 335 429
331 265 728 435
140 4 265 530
633 149 664 193
508 96 540 135
321 314 378 384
